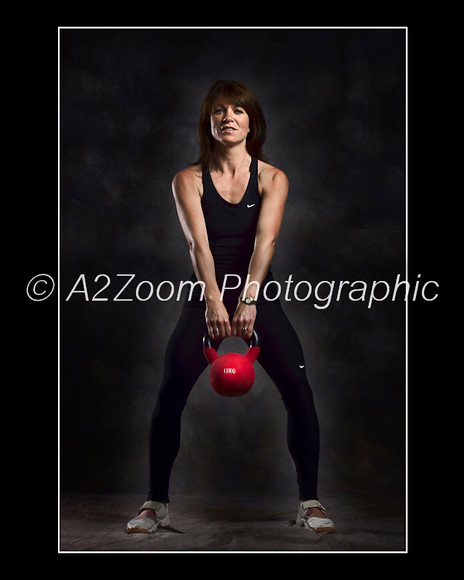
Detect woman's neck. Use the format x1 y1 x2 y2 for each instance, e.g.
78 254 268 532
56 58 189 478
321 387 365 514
211 145 251 175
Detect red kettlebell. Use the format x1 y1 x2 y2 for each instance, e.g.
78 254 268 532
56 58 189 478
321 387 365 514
203 330 261 397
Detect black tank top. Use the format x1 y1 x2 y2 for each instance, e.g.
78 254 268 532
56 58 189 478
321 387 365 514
201 156 263 285
185 156 275 305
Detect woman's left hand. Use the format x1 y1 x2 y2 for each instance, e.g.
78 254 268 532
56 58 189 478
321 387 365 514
231 302 257 340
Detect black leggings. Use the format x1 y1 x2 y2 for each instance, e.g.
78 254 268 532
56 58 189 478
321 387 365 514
147 294 320 502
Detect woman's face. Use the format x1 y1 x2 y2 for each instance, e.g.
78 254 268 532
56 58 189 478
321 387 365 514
210 95 250 146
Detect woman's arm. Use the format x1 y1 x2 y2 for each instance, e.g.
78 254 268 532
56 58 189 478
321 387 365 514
231 166 289 338
172 168 232 340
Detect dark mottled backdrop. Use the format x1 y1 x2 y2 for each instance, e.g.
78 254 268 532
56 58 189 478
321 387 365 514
59 28 406 501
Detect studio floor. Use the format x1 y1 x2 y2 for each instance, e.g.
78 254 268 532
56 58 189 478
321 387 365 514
59 492 406 553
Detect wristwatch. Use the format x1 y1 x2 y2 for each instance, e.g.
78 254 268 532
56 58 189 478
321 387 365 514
241 296 257 305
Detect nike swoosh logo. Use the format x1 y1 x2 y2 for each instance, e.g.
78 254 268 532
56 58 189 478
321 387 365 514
299 365 305 368
247 204 256 208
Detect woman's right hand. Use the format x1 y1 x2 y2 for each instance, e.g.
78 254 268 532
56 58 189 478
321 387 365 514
205 299 231 340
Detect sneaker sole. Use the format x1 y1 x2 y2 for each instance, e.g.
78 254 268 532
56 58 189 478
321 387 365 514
126 526 156 534
296 514 336 534
312 526 336 534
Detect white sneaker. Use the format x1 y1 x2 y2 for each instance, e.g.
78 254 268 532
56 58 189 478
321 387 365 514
296 500 336 534
126 500 170 534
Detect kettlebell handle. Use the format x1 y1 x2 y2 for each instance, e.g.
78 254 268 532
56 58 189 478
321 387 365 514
203 329 260 350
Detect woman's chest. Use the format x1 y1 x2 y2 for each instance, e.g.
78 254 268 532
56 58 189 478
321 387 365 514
209 171 251 204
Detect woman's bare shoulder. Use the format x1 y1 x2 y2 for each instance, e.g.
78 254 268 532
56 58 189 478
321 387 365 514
257 159 289 189
172 164 203 194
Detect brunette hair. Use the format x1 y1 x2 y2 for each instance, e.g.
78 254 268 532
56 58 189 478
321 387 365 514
194 80 267 172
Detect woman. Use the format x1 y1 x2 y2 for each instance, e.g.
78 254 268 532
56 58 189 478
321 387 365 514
126 80 335 535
